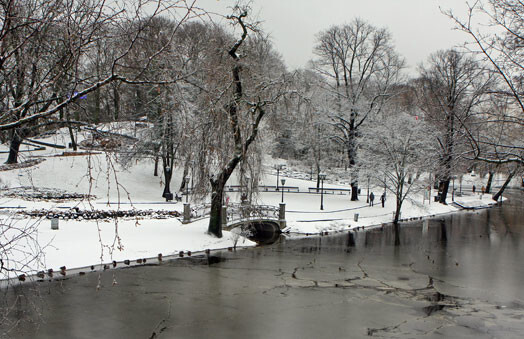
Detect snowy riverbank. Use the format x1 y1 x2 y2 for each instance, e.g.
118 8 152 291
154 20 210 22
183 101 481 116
0 129 508 279
0 176 501 279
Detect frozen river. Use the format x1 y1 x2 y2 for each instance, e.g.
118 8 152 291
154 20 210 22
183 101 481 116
2 190 524 338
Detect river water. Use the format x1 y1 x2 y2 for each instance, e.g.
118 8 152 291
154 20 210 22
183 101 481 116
2 190 523 338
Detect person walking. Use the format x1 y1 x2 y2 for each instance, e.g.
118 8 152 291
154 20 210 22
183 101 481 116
380 193 385 208
369 192 375 207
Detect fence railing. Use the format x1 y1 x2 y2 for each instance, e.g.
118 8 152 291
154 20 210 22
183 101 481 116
186 202 279 225
190 203 212 220
225 203 279 224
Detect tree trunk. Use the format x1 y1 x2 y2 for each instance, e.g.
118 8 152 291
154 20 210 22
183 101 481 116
492 171 515 201
68 125 77 151
438 179 450 204
208 159 241 238
346 123 359 201
394 223 400 246
153 156 159 176
485 171 494 193
347 153 359 200
113 85 120 121
179 159 190 192
351 182 359 201
65 108 77 151
5 128 25 164
393 182 404 225
439 108 454 204
208 180 225 238
207 12 266 238
94 87 101 123
135 87 144 119
393 203 401 224
152 140 161 177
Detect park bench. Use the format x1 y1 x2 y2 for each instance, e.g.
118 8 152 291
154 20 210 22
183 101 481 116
225 185 245 192
259 185 276 191
308 187 351 195
276 186 299 192
259 185 299 192
226 185 300 193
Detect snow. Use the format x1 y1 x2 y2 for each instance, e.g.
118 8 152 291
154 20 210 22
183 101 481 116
25 217 253 271
0 128 507 279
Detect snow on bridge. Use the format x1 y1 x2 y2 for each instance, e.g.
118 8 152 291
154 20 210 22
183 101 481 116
183 202 284 230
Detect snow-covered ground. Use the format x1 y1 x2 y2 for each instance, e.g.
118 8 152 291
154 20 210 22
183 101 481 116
0 127 511 279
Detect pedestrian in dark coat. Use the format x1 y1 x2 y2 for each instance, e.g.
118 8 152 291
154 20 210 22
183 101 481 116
369 192 375 206
380 193 385 208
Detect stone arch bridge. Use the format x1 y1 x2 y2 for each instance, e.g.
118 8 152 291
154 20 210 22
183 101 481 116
183 202 286 231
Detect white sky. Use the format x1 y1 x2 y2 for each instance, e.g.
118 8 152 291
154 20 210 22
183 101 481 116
197 0 473 74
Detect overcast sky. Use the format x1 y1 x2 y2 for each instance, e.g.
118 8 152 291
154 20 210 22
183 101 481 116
198 0 473 74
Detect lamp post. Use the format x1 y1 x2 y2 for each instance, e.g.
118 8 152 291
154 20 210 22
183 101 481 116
281 178 286 203
182 175 191 224
163 166 172 202
184 176 190 203
279 179 287 229
319 173 326 210
275 164 284 191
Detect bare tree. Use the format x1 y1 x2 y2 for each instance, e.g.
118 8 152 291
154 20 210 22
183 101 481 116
311 19 405 200
119 16 196 200
0 0 202 163
471 93 522 196
417 49 492 204
0 0 207 326
182 7 287 238
492 163 522 200
360 108 436 225
444 0 524 165
274 70 334 186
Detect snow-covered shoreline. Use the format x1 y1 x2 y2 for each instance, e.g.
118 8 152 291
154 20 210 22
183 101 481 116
0 184 502 281
0 131 512 280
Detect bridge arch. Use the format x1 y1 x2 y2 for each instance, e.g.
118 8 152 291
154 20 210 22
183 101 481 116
184 203 285 233
224 219 282 245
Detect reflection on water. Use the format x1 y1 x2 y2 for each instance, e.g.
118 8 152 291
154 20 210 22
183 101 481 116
2 190 523 339
245 221 282 245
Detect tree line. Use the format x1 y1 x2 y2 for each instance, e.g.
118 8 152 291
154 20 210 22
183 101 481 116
0 0 522 237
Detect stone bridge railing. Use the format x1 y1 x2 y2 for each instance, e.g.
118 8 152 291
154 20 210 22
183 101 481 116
188 203 212 221
225 203 279 224
181 202 286 229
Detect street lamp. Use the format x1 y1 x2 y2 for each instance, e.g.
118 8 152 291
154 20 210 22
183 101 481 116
163 166 172 202
184 175 190 203
319 173 326 210
275 164 284 191
281 178 286 203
